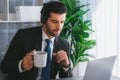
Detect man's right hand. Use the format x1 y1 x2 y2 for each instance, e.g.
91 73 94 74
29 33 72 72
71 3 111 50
21 49 36 71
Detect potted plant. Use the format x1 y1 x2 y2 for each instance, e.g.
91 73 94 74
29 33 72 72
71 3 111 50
60 0 96 68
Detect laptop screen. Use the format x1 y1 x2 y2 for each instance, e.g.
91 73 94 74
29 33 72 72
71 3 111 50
83 56 116 80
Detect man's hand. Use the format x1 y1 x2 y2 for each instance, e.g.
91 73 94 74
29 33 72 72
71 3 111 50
21 49 36 71
53 50 70 68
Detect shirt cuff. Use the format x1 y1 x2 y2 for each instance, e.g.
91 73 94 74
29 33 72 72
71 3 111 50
62 60 73 72
18 60 25 72
62 67 69 72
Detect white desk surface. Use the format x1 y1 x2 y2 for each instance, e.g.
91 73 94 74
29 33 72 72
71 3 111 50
51 76 120 80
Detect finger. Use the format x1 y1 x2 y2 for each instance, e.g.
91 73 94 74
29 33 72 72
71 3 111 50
52 53 56 56
32 49 36 54
28 56 34 63
61 60 65 64
58 52 66 59
56 51 64 58
22 61 33 71
57 50 65 54
58 53 68 63
57 50 67 57
57 56 66 63
25 65 33 71
27 49 36 60
29 49 36 55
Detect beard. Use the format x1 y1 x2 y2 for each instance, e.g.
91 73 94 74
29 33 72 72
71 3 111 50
45 26 61 37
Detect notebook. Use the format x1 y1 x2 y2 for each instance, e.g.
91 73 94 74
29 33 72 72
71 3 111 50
52 56 116 80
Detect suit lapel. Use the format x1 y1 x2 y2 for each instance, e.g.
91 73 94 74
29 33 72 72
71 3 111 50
53 37 58 53
53 37 62 53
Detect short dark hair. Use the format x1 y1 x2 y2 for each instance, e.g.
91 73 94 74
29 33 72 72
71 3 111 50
40 1 67 24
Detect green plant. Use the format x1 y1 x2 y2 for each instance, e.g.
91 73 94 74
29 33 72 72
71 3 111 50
60 0 96 68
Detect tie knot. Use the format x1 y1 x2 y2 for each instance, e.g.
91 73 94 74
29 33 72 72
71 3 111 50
45 39 52 44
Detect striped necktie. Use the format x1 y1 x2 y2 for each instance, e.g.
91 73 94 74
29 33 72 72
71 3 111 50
41 39 52 80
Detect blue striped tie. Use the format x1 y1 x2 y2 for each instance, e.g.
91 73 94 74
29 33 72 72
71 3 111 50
41 39 52 80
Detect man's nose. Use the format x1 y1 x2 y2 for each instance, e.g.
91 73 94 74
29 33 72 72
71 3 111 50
57 22 62 28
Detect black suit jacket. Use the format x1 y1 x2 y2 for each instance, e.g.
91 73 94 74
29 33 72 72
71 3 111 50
0 27 73 80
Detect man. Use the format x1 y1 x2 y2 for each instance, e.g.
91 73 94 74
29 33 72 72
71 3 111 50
0 1 73 80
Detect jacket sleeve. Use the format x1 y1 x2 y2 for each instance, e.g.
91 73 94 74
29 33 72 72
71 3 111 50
59 42 73 78
0 29 25 74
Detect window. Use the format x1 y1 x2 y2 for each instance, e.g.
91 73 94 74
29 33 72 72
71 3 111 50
89 0 120 77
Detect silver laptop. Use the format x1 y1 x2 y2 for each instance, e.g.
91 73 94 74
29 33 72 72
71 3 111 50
83 56 116 80
52 56 116 80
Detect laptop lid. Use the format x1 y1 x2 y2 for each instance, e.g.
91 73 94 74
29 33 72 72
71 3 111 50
83 56 116 80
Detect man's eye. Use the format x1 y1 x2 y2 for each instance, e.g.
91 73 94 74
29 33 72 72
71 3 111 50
61 21 64 24
52 21 57 23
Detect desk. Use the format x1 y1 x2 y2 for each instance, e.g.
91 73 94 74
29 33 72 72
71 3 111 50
51 76 120 80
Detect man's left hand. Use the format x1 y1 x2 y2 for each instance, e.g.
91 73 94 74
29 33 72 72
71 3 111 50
53 50 70 68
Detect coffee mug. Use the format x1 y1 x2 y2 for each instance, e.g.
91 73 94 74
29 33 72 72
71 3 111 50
33 51 47 68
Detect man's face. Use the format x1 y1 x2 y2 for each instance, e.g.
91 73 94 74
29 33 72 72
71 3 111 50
43 12 66 38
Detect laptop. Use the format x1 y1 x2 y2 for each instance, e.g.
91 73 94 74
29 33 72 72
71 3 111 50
52 56 116 80
83 56 116 80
